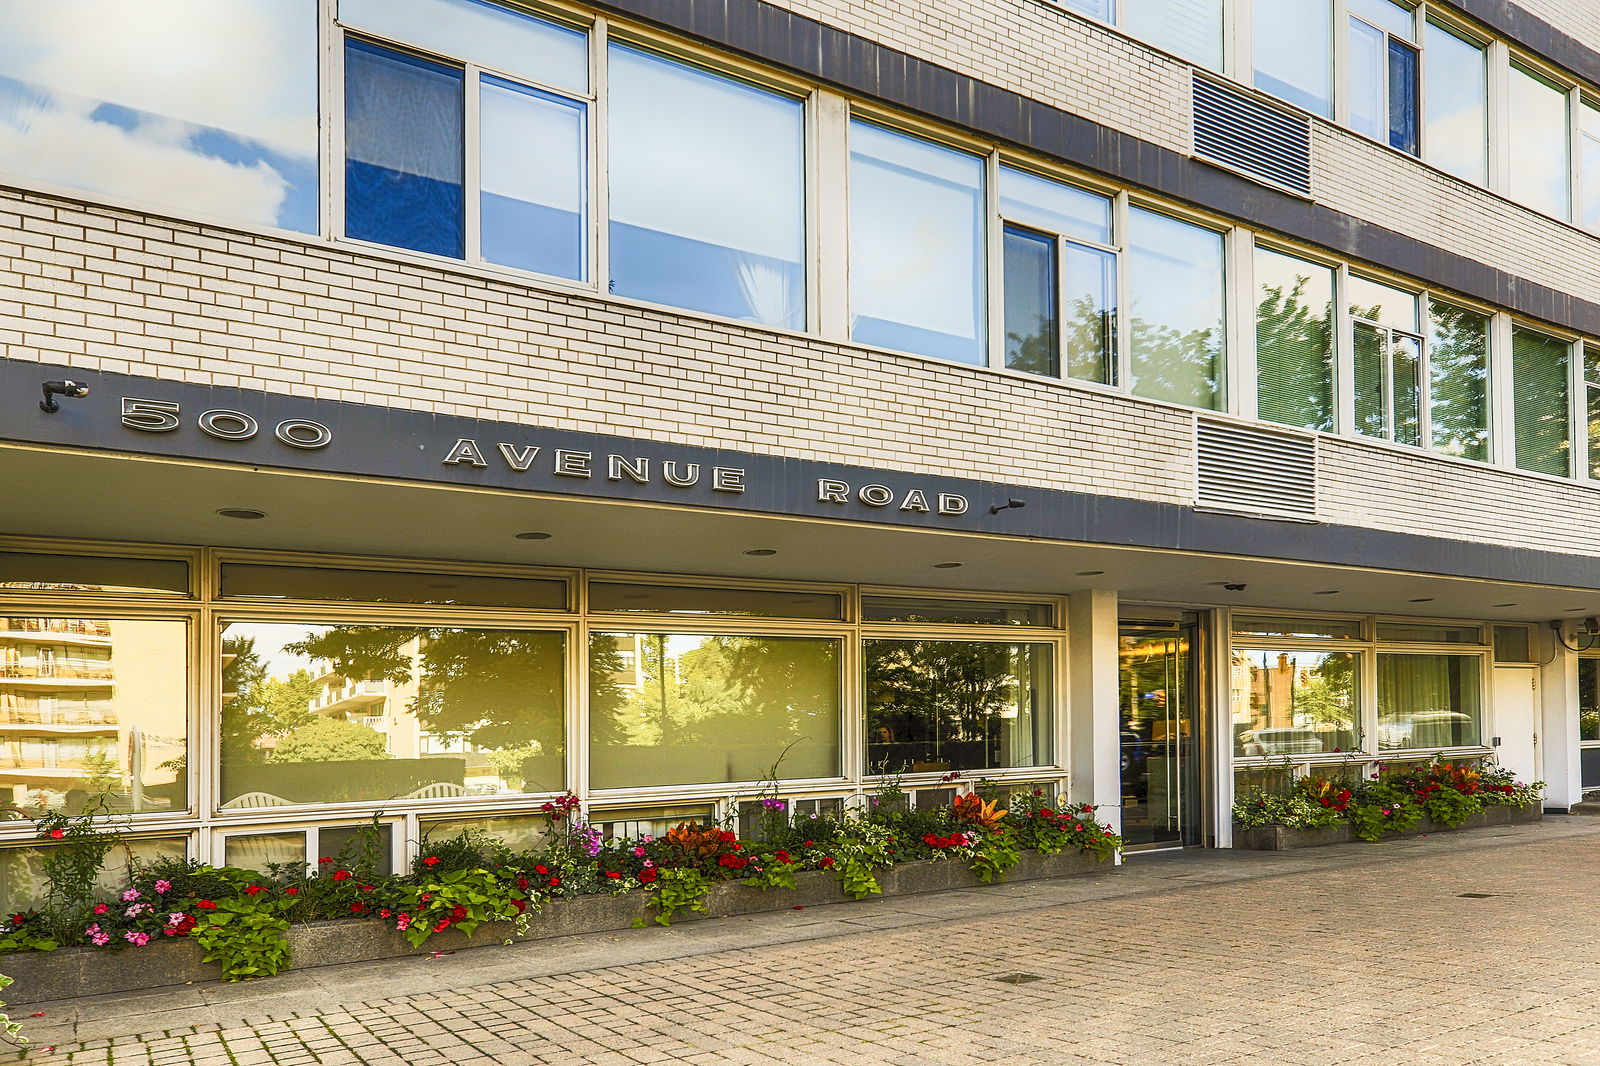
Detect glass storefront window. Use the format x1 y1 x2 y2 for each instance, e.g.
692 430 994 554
1232 615 1363 640
864 640 1051 773
588 583 842 619
421 813 549 851
1376 622 1482 644
590 804 715 839
0 836 186 914
1376 653 1482 749
1231 649 1359 758
219 622 566 806
220 564 567 609
861 597 1053 626
0 553 189 595
0 616 187 817
588 633 840 788
224 830 306 871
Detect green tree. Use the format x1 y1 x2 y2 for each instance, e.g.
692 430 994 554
270 717 387 764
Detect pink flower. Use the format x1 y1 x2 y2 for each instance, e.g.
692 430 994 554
89 933 110 947
641 835 654 844
84 923 100 935
153 880 172 895
120 889 140 902
167 913 187 927
395 913 411 931
124 903 147 918
123 931 150 947
632 846 646 857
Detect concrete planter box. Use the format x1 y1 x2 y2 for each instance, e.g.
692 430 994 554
1234 801 1542 851
3 848 1109 1004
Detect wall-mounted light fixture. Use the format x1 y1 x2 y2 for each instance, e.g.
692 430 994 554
39 380 90 413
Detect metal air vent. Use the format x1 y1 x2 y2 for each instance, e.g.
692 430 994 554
1192 74 1312 196
1195 417 1318 521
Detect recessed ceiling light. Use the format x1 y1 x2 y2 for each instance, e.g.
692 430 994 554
933 562 963 569
514 531 552 540
1313 590 1340 595
216 508 266 520
1408 598 1434 603
1075 570 1105 576
744 549 778 557
1567 607 1588 612
1492 603 1518 608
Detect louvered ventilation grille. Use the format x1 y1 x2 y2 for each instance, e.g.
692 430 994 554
1195 417 1318 521
1192 74 1312 196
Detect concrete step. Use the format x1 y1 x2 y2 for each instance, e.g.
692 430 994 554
1570 802 1600 815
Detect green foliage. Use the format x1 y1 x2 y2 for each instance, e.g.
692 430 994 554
413 826 516 877
34 799 129 942
193 890 293 981
1419 785 1482 828
398 866 529 948
1347 785 1423 842
0 973 24 1045
269 717 388 764
1232 788 1343 831
833 857 880 900
742 855 800 892
968 830 1021 884
649 867 710 926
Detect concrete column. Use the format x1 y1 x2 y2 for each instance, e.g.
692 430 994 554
1067 588 1122 838
1539 628 1581 811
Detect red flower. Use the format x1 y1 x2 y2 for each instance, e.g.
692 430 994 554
359 884 373 892
47 829 64 840
1039 809 1053 817
717 854 750 869
516 878 530 890
423 856 440 867
350 902 366 914
535 864 550 875
449 905 467 921
285 887 300 896
511 898 527 913
197 900 217 910
432 919 451 932
9 914 23 926
605 870 622 879
379 909 392 918
331 869 351 882
547 876 560 887
318 857 332 864
819 856 835 869
639 868 658 884
774 850 792 864
243 885 265 896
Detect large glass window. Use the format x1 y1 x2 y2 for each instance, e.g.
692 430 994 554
1423 20 1487 185
1231 650 1359 758
849 122 985 364
221 564 567 609
1586 345 1600 480
0 616 187 816
1376 653 1481 749
0 0 318 232
1581 100 1600 232
1255 247 1335 431
219 622 566 806
1511 326 1572 477
587 583 842 620
344 39 465 258
1348 275 1422 446
0 553 188 595
480 77 586 280
1126 208 1224 409
1124 0 1223 69
1255 0 1333 117
588 633 839 788
1507 63 1572 221
1347 0 1419 154
1427 300 1490 462
1000 167 1116 384
339 0 588 93
608 47 805 329
864 640 1051 773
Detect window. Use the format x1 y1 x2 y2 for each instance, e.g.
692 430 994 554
588 633 840 788
1586 346 1600 479
1374 622 1480 643
1348 275 1422 446
864 640 1051 772
0 553 188 595
1427 300 1490 462
1347 0 1419 154
1255 0 1333 117
1511 326 1572 477
849 122 985 364
607 47 805 328
1255 247 1335 431
1000 167 1116 384
0 0 318 233
1376 653 1481 749
1231 649 1359 758
1422 20 1487 185
1507 63 1572 221
1492 626 1533 663
0 616 188 816
1581 659 1600 790
861 597 1054 626
1232 615 1363 640
219 622 566 805
1582 101 1600 232
341 0 589 274
1126 208 1225 409
0 837 186 914
1124 0 1223 69
587 582 842 619
221 564 567 609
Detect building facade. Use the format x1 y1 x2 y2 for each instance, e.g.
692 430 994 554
2 0 1600 887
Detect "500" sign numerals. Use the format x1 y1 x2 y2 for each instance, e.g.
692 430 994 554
121 399 332 450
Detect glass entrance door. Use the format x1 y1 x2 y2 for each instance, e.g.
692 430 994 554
1119 617 1202 848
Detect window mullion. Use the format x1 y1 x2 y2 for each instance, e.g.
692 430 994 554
1334 264 1355 435
985 152 1005 371
591 20 610 296
1382 326 1397 440
463 64 483 265
1113 190 1131 391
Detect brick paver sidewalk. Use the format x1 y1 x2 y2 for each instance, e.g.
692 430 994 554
12 821 1600 1065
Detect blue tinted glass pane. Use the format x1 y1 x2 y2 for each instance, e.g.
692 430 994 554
1508 64 1571 220
0 0 318 233
1254 0 1332 117
1349 0 1415 40
1388 40 1419 154
1423 21 1487 184
341 0 587 93
1004 226 1058 377
1063 243 1115 384
1347 18 1383 141
1123 0 1222 69
480 77 585 280
608 47 804 329
1052 0 1113 19
999 166 1111 245
849 122 985 364
345 39 464 258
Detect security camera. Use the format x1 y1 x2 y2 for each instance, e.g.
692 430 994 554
39 379 90 413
